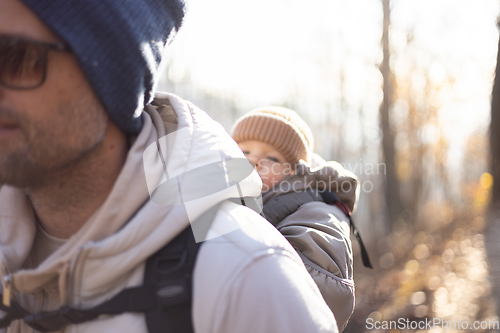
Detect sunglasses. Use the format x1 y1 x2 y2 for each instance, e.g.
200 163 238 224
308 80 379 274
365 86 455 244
0 35 71 90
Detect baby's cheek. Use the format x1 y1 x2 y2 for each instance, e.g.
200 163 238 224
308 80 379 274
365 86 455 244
260 173 284 189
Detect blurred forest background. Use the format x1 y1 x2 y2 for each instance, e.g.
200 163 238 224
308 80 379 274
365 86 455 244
158 0 500 331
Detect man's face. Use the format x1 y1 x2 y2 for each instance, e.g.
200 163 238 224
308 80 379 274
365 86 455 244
0 0 109 188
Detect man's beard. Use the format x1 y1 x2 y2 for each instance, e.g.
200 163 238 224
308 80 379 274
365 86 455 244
0 94 108 189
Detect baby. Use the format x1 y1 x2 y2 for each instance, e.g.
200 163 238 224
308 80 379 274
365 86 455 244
231 106 359 331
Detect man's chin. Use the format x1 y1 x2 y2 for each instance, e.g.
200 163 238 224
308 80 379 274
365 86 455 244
0 128 23 155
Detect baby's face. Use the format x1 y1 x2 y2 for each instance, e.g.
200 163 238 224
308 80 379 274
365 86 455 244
237 140 293 192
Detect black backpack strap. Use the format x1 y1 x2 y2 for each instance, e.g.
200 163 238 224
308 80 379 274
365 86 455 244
0 224 202 333
321 191 373 269
0 298 30 328
348 217 373 269
144 224 200 333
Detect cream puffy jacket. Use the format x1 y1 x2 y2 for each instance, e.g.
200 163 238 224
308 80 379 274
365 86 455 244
262 156 359 331
0 93 337 333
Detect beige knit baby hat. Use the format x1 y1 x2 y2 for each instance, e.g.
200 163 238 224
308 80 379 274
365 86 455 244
231 106 314 165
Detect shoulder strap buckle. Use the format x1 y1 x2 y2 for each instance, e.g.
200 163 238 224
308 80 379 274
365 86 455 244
154 250 188 275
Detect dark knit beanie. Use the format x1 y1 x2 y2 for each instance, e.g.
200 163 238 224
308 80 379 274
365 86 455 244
231 106 314 166
21 0 186 135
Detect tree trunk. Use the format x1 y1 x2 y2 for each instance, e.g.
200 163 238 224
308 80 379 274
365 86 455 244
379 0 402 228
486 19 500 317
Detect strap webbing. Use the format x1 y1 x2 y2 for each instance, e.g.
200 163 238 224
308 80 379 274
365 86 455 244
144 222 201 333
326 193 373 269
0 298 30 328
0 225 202 333
349 217 373 269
